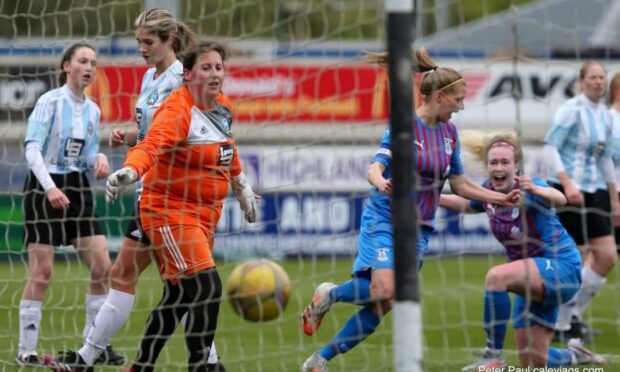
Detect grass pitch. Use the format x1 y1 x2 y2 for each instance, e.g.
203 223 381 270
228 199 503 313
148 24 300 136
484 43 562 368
0 255 618 371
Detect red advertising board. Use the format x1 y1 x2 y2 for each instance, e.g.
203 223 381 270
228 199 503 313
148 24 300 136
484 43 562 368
86 64 391 124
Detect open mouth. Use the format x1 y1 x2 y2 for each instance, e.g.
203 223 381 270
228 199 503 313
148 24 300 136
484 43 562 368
492 174 507 184
83 74 92 80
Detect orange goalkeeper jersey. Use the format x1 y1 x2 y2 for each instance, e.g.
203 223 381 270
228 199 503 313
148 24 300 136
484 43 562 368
124 86 241 234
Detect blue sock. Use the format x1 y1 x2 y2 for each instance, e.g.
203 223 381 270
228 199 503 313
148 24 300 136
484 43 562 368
483 290 511 350
547 347 573 367
329 278 371 305
318 306 381 361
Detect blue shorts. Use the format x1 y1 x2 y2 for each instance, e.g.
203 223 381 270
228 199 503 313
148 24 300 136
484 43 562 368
352 210 431 275
513 250 581 329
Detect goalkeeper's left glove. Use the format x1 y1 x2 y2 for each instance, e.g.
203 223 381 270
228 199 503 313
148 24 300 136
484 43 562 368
231 172 259 223
106 167 138 202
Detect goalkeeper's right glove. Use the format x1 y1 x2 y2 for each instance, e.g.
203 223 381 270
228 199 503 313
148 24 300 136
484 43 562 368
231 172 259 223
106 167 138 202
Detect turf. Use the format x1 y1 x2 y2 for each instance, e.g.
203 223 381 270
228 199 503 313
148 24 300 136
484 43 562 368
0 255 618 371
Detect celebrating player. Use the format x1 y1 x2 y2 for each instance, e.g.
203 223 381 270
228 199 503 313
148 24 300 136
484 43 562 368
17 42 121 367
300 48 521 372
544 60 619 341
439 131 607 369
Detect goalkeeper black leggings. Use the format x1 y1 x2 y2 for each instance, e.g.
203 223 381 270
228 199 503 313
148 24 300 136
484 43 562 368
132 267 222 372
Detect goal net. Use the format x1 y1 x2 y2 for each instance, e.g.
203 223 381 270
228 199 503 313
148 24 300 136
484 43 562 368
1 0 618 370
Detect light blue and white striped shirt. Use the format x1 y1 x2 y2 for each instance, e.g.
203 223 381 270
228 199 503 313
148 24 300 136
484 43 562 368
135 60 183 142
545 94 613 192
25 85 101 174
609 107 620 187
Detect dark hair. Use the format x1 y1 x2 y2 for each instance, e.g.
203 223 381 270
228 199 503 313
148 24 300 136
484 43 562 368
134 8 196 59
182 41 227 72
365 47 464 98
608 72 620 105
58 43 96 86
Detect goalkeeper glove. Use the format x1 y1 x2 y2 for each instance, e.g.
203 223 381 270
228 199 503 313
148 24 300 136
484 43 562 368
231 172 259 223
106 167 138 202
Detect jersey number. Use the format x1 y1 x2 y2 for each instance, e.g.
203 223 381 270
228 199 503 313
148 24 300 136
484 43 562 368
64 138 85 157
218 144 233 165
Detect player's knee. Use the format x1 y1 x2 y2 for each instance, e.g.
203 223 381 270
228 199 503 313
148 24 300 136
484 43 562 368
89 261 110 282
31 264 53 287
485 267 508 290
110 258 138 283
370 278 393 301
195 268 223 301
518 350 546 368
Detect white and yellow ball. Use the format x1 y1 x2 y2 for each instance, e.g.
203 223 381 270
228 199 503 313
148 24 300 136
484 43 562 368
226 259 291 322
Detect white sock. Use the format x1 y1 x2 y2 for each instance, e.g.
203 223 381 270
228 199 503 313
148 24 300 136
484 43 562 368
79 289 134 365
19 300 42 355
555 266 606 330
208 342 219 364
572 266 606 316
83 294 107 340
556 298 578 331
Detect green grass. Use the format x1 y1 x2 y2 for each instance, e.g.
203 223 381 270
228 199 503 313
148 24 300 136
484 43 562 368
0 256 618 371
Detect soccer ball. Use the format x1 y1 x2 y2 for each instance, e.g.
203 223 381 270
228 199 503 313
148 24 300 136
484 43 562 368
226 259 291 322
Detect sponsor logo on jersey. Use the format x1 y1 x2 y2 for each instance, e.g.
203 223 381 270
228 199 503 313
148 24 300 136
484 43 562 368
64 137 85 157
218 144 234 165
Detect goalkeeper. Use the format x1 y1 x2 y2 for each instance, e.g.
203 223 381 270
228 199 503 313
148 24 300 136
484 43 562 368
50 41 258 372
440 131 607 370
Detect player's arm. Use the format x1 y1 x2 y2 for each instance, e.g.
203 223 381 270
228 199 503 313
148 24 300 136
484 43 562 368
229 145 259 223
106 101 190 202
110 128 139 148
439 194 478 214
449 174 520 208
367 162 391 195
516 176 567 207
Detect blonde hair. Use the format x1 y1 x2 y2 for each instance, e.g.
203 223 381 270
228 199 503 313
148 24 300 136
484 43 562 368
459 130 522 166
365 47 465 97
134 8 196 59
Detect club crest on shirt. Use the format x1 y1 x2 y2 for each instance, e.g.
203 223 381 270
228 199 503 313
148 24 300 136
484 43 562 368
444 138 453 155
511 208 520 220
510 225 523 239
147 90 159 105
376 248 389 262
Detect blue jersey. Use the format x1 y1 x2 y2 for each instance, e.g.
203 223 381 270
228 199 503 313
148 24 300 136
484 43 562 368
25 85 101 174
470 178 576 261
370 117 463 228
545 94 613 192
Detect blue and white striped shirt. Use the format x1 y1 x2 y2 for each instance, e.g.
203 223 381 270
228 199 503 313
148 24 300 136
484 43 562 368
135 60 183 142
25 85 101 174
545 94 613 192
609 108 620 187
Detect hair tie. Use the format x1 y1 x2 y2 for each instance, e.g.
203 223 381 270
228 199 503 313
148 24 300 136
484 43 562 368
438 78 464 91
488 140 515 150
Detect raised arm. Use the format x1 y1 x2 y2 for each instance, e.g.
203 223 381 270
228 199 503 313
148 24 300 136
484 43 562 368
439 194 478 214
516 175 567 207
449 174 520 208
